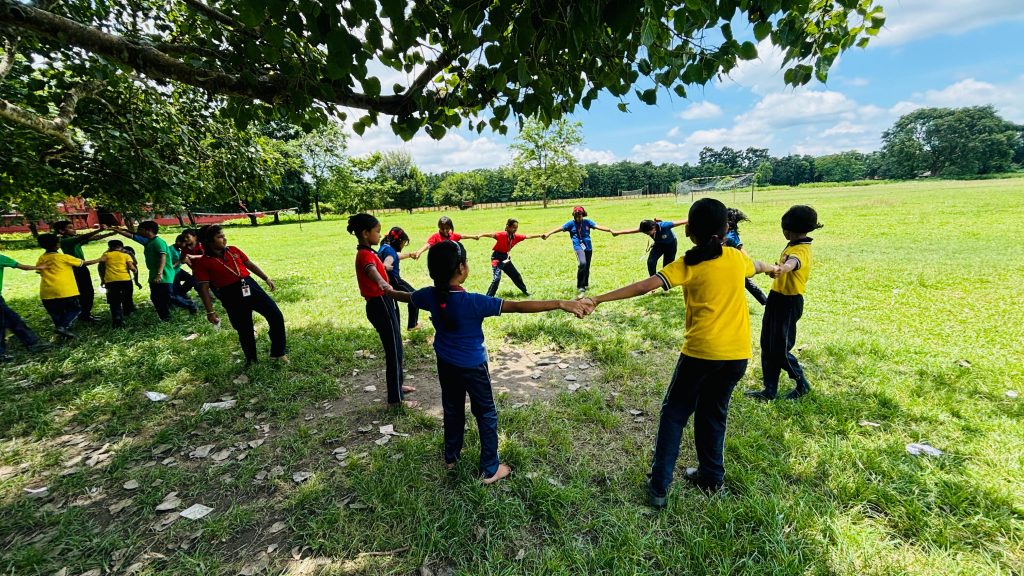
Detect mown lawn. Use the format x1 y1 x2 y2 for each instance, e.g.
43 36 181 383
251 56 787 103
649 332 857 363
1 178 1022 575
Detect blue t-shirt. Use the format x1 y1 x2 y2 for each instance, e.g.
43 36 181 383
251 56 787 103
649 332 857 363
377 244 401 279
653 221 677 245
724 230 742 249
410 287 503 367
562 218 598 251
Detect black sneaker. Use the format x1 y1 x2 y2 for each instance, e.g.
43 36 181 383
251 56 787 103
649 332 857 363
783 387 809 400
80 315 101 323
683 468 723 493
28 342 52 353
744 390 775 401
55 326 76 338
646 478 667 509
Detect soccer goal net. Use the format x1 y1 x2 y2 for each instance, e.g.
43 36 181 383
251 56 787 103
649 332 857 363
618 186 647 197
674 173 755 202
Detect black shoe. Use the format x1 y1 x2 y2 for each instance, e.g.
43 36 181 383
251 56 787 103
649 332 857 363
646 478 667 509
744 390 775 401
80 315 101 323
28 342 52 353
0 354 14 363
784 386 810 400
683 468 723 493
55 326 76 338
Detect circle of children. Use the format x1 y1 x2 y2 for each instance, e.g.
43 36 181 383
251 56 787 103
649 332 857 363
1 199 820 507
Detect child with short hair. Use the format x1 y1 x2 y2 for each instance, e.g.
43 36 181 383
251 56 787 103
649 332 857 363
54 220 114 322
746 205 823 401
387 240 586 484
542 205 613 296
135 221 197 320
725 208 769 306
474 218 542 297
35 233 101 338
348 214 418 409
377 226 420 330
172 233 197 298
0 253 51 361
582 198 775 505
612 217 688 276
99 239 138 327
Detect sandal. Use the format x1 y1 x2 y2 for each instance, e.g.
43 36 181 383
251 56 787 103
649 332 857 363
481 463 512 485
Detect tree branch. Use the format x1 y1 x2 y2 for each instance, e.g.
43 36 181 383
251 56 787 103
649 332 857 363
0 80 103 149
0 33 16 81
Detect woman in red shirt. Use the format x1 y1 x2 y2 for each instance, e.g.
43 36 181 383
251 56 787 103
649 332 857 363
348 213 418 409
194 225 287 365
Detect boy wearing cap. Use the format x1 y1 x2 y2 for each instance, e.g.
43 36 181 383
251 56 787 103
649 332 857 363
746 205 823 401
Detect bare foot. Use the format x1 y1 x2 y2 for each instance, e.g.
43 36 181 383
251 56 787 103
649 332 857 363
445 461 456 470
408 324 422 331
481 463 512 485
401 385 416 393
271 355 290 364
389 400 420 410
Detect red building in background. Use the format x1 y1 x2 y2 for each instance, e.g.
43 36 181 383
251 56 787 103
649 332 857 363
0 197 251 233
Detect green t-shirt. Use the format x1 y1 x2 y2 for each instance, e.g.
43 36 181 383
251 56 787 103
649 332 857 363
0 254 18 295
143 236 175 284
60 235 86 259
169 245 183 273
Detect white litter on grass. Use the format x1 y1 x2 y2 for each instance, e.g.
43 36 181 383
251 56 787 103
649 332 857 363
375 435 391 446
210 449 233 462
200 400 236 413
858 420 881 428
362 385 377 392
24 486 49 498
179 504 213 520
269 521 287 534
156 492 181 511
144 391 168 402
628 409 643 416
183 333 199 341
292 471 312 484
1006 390 1019 399
123 480 140 490
906 443 943 457
190 445 216 459
233 374 249 385
379 425 394 435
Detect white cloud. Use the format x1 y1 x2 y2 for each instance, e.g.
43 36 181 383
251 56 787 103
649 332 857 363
720 39 787 95
344 122 512 173
873 0 1024 46
888 76 1024 121
573 147 617 164
666 126 680 138
678 101 723 120
840 77 870 87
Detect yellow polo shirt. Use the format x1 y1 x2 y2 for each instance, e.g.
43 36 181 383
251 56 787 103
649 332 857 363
36 252 83 300
657 247 756 361
102 250 133 283
771 241 812 296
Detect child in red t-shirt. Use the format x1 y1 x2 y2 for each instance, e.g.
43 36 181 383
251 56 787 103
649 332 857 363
412 216 481 259
348 213 418 409
472 218 542 297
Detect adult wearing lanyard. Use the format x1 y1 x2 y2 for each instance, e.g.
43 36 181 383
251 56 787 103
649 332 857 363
194 225 287 365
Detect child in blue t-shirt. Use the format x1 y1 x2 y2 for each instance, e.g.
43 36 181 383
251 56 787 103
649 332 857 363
378 226 419 330
387 241 586 484
542 205 613 296
725 208 768 306
612 217 688 276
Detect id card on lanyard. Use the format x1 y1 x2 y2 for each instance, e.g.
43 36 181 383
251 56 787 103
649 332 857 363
241 280 252 297
214 249 250 297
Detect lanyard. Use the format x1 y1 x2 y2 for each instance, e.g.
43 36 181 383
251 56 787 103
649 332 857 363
211 248 242 277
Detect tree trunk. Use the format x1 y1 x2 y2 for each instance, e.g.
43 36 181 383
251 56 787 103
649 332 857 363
314 193 322 220
248 214 259 226
542 189 548 209
27 218 39 238
176 212 186 227
186 210 196 227
273 211 280 224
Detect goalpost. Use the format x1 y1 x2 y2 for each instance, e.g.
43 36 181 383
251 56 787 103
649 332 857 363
618 185 648 197
674 173 755 203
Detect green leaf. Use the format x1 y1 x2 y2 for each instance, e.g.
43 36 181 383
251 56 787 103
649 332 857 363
738 41 758 60
754 21 771 41
360 76 381 97
637 88 657 105
617 102 629 113
641 19 656 46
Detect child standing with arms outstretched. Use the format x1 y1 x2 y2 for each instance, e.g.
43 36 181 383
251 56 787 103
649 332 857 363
725 208 769 306
387 240 585 483
582 198 774 505
542 206 613 296
348 214 418 409
612 217 688 276
412 216 480 259
745 205 822 401
475 218 542 297
377 226 420 330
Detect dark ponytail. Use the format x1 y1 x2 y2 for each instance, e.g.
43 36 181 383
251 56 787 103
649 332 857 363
384 226 409 250
683 198 728 266
726 208 749 234
426 241 467 331
639 219 657 234
347 213 380 237
200 224 222 253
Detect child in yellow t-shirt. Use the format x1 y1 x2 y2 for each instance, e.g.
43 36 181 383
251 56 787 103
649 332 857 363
745 205 823 401
583 198 775 505
99 239 138 327
36 233 100 337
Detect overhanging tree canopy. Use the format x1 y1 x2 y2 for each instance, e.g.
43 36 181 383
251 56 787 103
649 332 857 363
0 0 885 144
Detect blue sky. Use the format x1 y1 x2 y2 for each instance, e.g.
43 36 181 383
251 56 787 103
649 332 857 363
346 0 1024 173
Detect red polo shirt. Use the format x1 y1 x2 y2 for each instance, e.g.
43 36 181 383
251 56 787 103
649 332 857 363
182 243 204 268
491 232 526 253
426 232 461 246
193 246 250 289
356 246 387 299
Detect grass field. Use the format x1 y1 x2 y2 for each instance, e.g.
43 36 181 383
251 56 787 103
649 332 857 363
1 179 1022 575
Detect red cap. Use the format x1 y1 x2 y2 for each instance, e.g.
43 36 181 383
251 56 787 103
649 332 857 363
572 205 586 215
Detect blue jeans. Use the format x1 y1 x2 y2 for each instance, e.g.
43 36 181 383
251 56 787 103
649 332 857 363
437 358 499 477
649 354 747 495
1 296 41 355
41 296 81 331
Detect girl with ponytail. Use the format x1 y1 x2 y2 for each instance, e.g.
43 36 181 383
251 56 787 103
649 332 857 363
377 226 419 330
580 198 776 506
387 241 587 485
348 214 418 409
